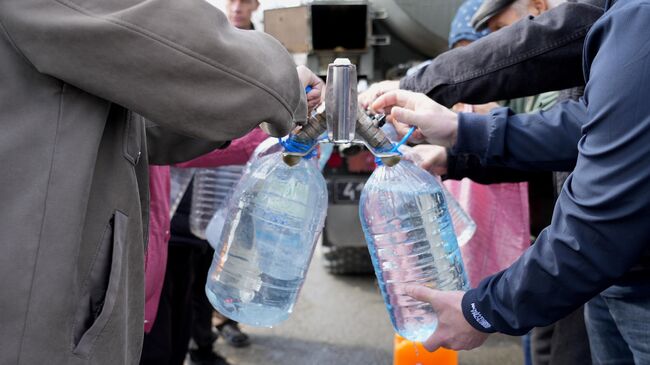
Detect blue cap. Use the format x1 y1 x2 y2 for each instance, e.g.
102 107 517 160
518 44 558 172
448 0 490 49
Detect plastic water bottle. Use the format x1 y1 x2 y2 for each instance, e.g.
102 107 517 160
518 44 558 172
204 138 283 249
205 147 327 327
169 167 195 218
189 165 245 240
359 159 469 342
441 184 476 246
398 143 477 246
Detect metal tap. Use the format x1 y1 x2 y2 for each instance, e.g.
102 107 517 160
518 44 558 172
282 58 401 167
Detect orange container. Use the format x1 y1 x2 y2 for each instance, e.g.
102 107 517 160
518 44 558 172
393 334 458 365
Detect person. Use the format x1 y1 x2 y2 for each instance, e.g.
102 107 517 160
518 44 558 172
372 1 650 363
226 0 259 30
359 0 606 110
408 2 587 364
470 1 592 364
0 0 312 362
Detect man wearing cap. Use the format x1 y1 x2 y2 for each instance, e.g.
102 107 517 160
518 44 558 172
359 0 606 110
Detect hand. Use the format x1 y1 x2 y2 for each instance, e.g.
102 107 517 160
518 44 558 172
404 144 448 176
371 90 459 148
358 80 400 111
296 65 324 113
405 285 490 352
452 102 500 115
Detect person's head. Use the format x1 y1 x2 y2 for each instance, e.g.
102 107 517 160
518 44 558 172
226 0 259 29
472 0 564 32
448 0 490 49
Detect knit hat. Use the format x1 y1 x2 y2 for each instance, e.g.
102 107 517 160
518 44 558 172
449 0 490 49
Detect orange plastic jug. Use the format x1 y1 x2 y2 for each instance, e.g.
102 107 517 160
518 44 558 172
393 334 458 365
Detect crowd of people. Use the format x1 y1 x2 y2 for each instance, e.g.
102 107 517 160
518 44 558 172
1 0 648 364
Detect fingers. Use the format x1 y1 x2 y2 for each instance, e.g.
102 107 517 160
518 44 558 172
371 90 413 113
390 107 423 128
422 332 445 352
359 80 399 110
390 119 425 144
307 89 322 112
404 284 439 304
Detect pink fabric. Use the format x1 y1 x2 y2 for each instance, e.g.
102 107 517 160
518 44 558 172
444 179 531 287
143 129 267 333
174 128 268 168
144 165 171 333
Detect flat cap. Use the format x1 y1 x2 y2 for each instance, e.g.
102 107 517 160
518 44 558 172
471 0 517 31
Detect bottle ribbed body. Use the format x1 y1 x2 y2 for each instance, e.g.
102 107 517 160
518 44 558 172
359 160 469 341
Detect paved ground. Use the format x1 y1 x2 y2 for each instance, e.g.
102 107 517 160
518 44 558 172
208 247 523 365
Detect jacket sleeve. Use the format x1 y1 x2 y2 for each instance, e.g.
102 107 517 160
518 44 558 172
400 0 605 108
145 122 227 166
445 153 551 184
174 128 268 168
460 2 650 335
0 0 306 140
452 100 587 172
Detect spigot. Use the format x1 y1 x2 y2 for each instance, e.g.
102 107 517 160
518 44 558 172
325 58 358 143
281 105 328 166
355 106 402 167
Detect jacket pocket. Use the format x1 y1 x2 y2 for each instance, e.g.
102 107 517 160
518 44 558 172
72 211 128 357
123 111 143 165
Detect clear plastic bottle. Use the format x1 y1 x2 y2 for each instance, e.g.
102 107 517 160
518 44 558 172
169 167 196 219
359 159 469 342
205 150 327 327
189 165 245 240
398 144 477 246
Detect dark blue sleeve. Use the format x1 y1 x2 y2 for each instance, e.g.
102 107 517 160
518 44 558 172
452 100 586 171
460 1 650 335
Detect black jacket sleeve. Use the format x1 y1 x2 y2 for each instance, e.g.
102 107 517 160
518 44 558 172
400 0 605 108
460 2 650 335
445 153 550 184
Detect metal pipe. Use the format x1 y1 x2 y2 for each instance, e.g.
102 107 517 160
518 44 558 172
355 106 393 152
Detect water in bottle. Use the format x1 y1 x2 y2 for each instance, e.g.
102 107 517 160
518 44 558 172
398 143 476 246
205 151 327 327
359 159 469 342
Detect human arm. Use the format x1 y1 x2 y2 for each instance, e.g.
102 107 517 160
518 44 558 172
460 0 650 335
400 0 605 108
0 0 306 140
404 4 650 351
372 90 585 171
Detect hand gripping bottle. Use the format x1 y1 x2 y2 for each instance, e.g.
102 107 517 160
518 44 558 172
359 159 470 342
205 112 328 327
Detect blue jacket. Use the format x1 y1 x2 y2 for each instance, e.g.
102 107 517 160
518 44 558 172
459 0 650 335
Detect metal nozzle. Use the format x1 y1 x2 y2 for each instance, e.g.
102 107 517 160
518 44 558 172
281 106 327 166
325 58 358 143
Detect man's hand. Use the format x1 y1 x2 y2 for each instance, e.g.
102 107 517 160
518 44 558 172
296 65 324 113
405 285 490 352
403 144 448 176
371 90 459 148
358 80 400 111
